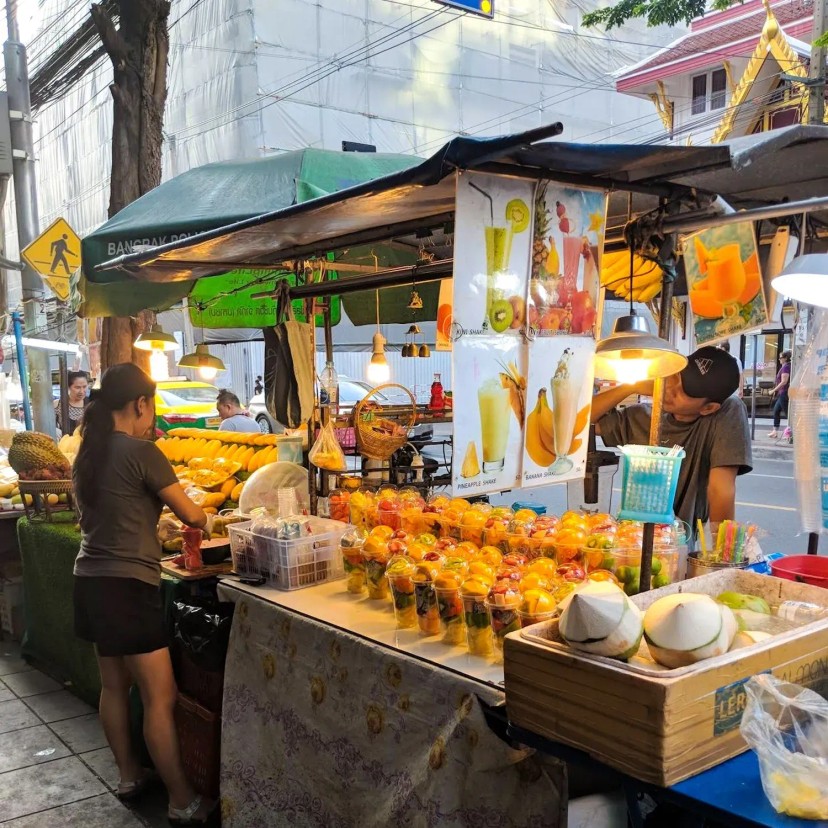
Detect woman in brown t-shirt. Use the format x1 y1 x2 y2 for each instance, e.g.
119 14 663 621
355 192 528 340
73 363 215 826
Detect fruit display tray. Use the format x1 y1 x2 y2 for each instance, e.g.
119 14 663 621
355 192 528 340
504 570 828 786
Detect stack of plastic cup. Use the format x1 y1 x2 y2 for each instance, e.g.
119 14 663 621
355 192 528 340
795 392 822 532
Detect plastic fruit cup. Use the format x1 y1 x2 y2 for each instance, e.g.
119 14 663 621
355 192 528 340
388 576 417 628
342 547 366 594
517 609 556 629
364 552 390 600
460 589 493 657
400 508 424 535
611 546 678 595
486 597 522 658
414 581 441 635
435 586 466 646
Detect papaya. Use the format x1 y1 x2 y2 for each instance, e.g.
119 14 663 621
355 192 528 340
737 268 761 306
694 237 710 275
689 287 724 319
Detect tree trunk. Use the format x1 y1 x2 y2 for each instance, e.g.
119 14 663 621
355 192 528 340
91 0 171 372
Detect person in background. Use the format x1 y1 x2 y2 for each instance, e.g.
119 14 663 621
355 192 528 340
254 375 264 395
717 341 743 398
590 346 752 535
73 363 215 825
216 389 260 433
56 371 89 435
768 350 792 439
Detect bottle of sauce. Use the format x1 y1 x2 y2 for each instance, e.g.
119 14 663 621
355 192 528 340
429 373 445 411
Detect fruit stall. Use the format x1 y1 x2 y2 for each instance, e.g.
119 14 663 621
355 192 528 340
73 125 828 825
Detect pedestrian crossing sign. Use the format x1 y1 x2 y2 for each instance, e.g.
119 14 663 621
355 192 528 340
21 217 80 302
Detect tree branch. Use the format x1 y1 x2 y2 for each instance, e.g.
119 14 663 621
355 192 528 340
90 3 128 66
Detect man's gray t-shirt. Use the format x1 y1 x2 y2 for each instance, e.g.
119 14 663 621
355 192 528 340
219 413 260 433
599 397 752 530
74 433 178 586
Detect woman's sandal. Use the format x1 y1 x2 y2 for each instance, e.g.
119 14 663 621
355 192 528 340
168 795 217 826
116 769 158 801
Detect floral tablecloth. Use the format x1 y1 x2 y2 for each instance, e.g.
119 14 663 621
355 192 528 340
217 584 566 827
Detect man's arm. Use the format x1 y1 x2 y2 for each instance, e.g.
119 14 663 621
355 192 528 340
590 381 652 432
707 466 738 523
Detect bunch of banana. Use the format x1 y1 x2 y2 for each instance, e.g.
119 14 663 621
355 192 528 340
601 250 664 303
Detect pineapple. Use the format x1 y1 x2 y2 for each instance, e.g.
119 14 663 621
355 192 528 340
532 182 550 277
461 442 481 478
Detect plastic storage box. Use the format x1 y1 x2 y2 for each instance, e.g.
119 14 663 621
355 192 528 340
618 445 685 524
229 516 348 590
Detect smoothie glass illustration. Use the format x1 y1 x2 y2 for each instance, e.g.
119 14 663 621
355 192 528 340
550 348 578 475
706 243 746 312
484 226 512 324
478 378 511 473
562 235 582 300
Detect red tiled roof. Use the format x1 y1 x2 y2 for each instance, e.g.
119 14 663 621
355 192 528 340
617 0 812 84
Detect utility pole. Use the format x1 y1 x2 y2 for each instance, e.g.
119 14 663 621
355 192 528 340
809 0 827 124
4 3 54 436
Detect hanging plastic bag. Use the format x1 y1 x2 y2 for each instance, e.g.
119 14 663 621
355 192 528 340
740 674 828 820
309 420 347 472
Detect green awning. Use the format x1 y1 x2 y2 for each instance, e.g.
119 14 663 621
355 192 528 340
76 148 421 318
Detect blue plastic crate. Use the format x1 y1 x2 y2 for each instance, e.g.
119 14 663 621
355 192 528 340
618 445 685 524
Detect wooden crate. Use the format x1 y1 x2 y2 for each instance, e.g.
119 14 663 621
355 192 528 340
505 570 828 787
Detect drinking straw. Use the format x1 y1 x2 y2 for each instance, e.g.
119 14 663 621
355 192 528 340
698 519 708 558
468 181 494 225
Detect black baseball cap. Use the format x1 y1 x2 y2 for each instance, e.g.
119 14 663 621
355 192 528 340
680 346 739 403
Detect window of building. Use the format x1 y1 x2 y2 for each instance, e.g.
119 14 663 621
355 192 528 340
691 68 729 114
691 74 707 115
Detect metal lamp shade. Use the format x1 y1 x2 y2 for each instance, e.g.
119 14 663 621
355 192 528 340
771 254 828 308
177 343 225 373
134 323 177 352
594 314 687 381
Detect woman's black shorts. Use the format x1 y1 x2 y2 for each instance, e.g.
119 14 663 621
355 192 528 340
74 576 168 657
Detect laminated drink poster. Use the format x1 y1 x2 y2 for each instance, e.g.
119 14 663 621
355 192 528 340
452 172 535 337
435 279 453 351
452 336 526 496
684 222 769 344
528 183 606 338
522 336 595 487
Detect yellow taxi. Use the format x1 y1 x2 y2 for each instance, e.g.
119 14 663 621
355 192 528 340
155 380 220 433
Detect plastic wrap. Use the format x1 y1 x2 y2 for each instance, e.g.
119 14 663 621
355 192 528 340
237 461 309 516
741 674 828 820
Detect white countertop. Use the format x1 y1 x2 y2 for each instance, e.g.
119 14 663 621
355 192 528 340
219 577 505 690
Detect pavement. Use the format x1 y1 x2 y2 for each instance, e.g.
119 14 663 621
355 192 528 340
0 643 167 827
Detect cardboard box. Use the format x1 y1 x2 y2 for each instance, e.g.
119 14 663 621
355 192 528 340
505 570 828 786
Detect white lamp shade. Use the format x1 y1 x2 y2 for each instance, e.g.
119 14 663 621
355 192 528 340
771 254 828 308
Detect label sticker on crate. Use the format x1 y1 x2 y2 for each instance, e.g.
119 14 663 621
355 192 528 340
713 670 770 736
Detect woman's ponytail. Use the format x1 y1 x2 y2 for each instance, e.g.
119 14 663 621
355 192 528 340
73 364 156 509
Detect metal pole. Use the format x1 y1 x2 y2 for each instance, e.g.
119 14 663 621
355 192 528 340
58 351 68 437
4 9 54 436
751 334 758 440
12 311 31 430
809 0 827 125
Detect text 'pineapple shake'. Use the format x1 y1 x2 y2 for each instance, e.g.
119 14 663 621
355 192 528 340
551 348 578 475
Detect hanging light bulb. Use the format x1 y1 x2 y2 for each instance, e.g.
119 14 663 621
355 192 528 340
178 343 226 381
149 350 170 381
594 246 687 382
772 254 828 308
134 323 177 352
366 289 391 384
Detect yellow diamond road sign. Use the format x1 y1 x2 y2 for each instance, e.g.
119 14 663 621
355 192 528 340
21 217 81 303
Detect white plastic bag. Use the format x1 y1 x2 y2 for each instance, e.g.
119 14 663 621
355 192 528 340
238 461 310 516
740 674 828 820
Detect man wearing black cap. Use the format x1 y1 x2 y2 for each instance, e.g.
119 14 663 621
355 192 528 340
591 346 752 532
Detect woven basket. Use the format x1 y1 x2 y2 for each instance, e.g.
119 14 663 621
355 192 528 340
354 384 417 461
18 479 75 522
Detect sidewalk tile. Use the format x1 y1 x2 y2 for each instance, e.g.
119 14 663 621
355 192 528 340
80 747 118 790
0 724 71 773
24 690 95 723
49 713 107 753
0 699 40 734
0 756 106 821
3 670 62 698
2 793 146 827
0 678 14 703
0 644 31 678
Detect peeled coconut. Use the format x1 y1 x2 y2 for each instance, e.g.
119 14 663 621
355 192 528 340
559 581 643 660
643 593 738 669
730 630 772 650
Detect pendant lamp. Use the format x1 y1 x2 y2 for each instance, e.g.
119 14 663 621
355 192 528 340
178 343 226 381
134 323 177 352
366 290 390 384
594 247 687 384
771 254 828 308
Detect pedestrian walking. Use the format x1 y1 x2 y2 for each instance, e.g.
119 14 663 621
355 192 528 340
768 350 791 439
254 375 263 395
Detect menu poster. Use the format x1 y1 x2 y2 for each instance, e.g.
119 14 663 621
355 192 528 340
452 336 526 496
684 221 768 345
529 184 607 338
522 336 595 488
452 172 535 337
435 279 453 351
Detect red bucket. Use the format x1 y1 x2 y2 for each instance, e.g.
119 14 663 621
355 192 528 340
770 555 828 588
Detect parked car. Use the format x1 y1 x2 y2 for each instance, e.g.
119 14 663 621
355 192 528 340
248 378 433 441
155 380 221 432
